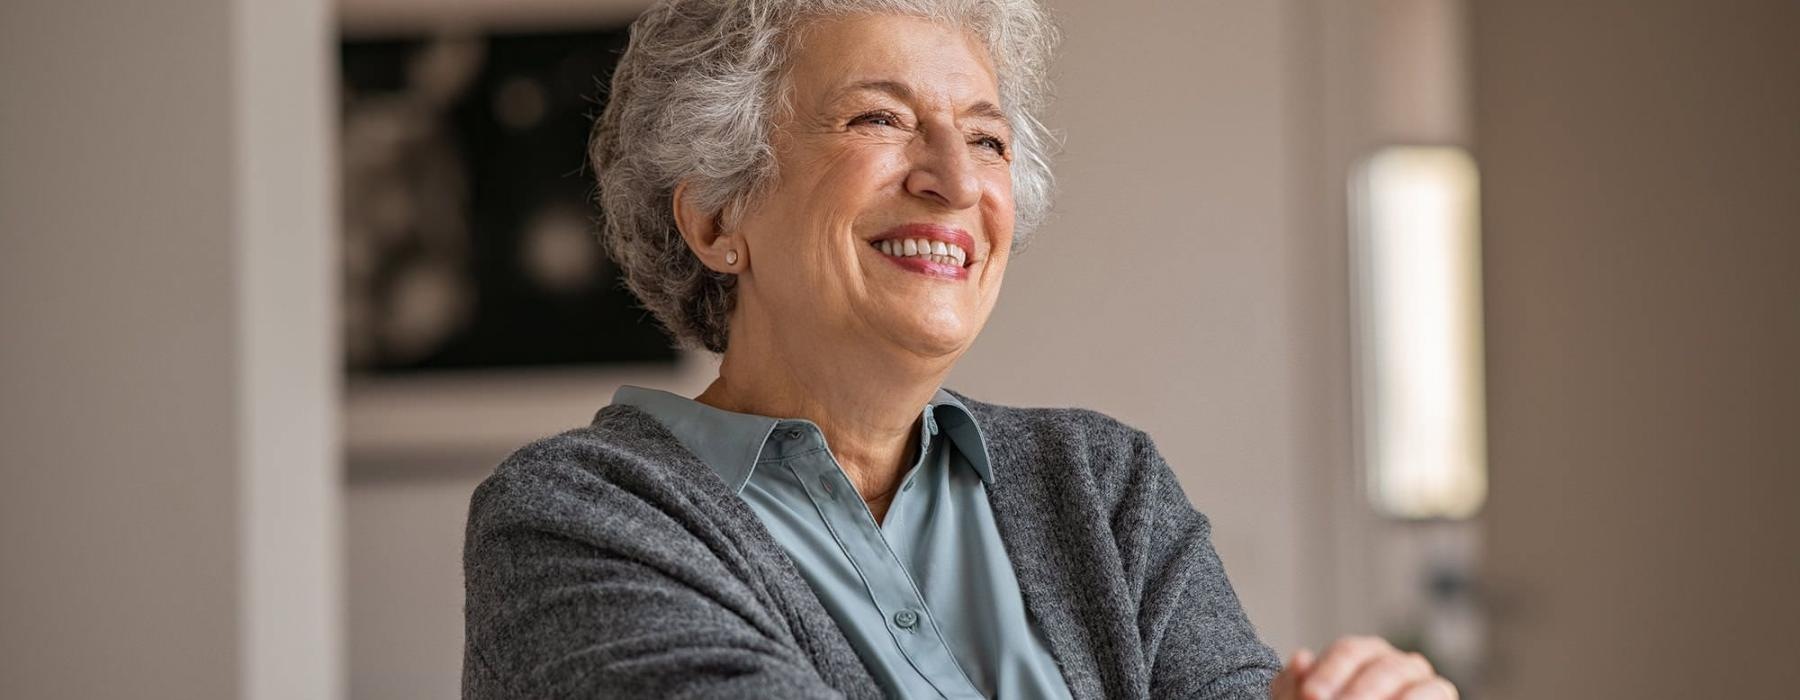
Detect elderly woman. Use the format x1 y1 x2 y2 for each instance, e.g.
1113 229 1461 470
463 1 1458 698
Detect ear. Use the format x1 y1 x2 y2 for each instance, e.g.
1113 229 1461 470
672 180 741 273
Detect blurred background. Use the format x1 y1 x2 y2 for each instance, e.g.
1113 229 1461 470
3 0 1795 698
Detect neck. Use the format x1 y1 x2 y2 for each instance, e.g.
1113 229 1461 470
695 321 955 512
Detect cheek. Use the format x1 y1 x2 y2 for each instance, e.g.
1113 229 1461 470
981 174 1017 248
754 145 904 287
760 142 890 222
771 143 907 242
817 143 910 196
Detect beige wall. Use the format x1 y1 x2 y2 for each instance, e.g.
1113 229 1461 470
1472 0 1800 697
1 2 241 696
1310 1 1496 667
0 0 341 698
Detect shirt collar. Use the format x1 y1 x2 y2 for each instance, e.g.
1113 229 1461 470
611 385 994 494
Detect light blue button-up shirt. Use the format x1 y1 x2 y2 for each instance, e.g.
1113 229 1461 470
612 385 1072 699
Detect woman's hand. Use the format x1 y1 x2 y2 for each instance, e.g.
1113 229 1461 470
1269 636 1458 700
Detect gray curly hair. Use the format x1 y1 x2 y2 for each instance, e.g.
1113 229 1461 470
591 0 1060 353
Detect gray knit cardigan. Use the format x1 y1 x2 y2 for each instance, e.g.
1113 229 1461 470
462 389 1281 698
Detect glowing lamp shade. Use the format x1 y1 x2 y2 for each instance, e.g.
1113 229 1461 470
1350 146 1488 520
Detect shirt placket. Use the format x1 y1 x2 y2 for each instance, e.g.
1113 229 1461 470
776 420 984 700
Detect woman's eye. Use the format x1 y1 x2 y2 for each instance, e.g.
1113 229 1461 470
974 135 1009 155
851 112 900 128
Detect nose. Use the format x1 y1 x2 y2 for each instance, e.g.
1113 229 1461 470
903 120 982 211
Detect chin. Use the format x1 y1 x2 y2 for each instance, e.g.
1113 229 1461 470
889 315 977 359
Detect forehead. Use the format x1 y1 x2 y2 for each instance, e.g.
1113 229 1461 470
785 14 1001 108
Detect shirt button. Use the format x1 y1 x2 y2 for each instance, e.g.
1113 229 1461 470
893 610 919 629
784 428 802 440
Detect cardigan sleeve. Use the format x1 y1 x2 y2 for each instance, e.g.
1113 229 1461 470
461 448 845 699
1122 427 1284 699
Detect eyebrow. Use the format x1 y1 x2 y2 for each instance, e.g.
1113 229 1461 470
839 79 1010 124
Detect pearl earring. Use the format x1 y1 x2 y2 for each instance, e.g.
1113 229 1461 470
725 249 738 265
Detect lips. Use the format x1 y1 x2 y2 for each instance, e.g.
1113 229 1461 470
867 223 976 281
868 223 978 266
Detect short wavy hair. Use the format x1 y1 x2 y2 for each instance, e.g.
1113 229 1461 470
591 0 1060 353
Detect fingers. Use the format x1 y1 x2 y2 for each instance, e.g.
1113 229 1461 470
1298 636 1390 700
1335 650 1434 699
1287 635 1460 700
1270 648 1316 700
1399 677 1459 700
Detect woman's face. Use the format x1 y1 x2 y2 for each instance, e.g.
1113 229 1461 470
729 14 1015 363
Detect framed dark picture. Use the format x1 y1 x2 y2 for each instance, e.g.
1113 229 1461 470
338 27 677 375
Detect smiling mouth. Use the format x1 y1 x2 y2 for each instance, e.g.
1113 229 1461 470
866 239 972 281
869 237 970 268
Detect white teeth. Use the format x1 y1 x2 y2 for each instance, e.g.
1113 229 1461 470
874 237 970 266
